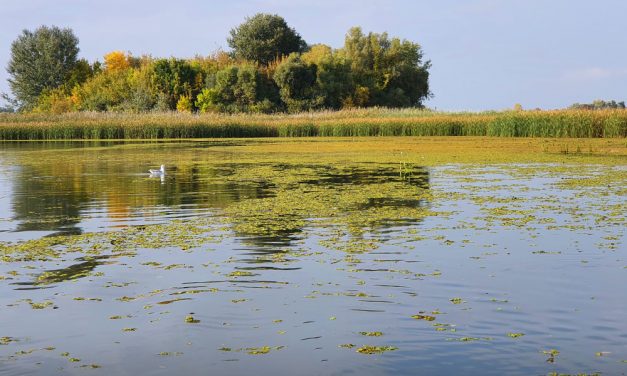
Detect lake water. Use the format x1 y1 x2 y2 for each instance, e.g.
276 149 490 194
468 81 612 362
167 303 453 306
0 140 625 375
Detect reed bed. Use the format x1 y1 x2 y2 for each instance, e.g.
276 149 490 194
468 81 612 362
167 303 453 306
0 108 625 140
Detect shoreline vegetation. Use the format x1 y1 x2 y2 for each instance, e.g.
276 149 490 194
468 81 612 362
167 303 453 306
5 19 431 115
3 17 625 142
0 108 626 140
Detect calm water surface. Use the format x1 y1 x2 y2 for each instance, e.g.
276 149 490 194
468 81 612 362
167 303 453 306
0 141 625 375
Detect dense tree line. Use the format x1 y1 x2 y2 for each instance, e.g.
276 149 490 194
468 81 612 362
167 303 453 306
569 100 625 110
5 14 431 114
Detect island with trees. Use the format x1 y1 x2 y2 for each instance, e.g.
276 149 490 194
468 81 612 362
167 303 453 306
0 13 625 140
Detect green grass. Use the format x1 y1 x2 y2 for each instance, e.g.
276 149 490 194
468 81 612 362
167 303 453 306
0 108 625 140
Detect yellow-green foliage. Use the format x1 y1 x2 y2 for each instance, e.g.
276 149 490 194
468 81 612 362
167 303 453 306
13 23 433 114
32 88 75 114
176 95 192 113
71 69 134 111
0 108 625 140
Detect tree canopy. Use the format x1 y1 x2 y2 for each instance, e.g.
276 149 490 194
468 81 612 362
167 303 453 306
570 100 625 110
8 16 433 114
339 27 431 107
7 26 79 109
227 13 307 65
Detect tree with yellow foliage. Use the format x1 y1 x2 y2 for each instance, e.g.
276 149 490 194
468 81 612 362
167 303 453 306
176 95 192 113
104 51 130 72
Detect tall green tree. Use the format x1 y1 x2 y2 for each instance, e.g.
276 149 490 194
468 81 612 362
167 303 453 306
302 45 354 109
63 59 95 92
273 54 322 112
339 27 431 108
228 13 307 65
7 26 79 109
149 58 199 110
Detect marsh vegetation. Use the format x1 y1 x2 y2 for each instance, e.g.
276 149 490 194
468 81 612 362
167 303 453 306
1 108 626 140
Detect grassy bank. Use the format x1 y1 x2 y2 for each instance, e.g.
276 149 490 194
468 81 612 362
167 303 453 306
0 108 626 140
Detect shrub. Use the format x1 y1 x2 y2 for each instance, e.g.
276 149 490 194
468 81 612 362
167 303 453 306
33 88 74 114
176 95 192 113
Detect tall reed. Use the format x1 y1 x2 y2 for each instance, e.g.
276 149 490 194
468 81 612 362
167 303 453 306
0 109 625 140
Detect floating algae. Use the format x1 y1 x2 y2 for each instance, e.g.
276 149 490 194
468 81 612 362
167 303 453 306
356 346 398 354
184 315 200 324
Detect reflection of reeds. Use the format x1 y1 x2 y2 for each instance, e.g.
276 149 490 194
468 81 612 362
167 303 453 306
0 108 625 140
399 161 414 182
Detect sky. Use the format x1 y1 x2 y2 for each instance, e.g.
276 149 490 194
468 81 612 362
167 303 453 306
0 0 625 111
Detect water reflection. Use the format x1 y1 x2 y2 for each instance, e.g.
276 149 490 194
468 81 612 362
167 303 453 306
227 163 431 250
2 143 431 247
298 163 429 189
1 142 625 376
12 254 118 289
13 172 90 235
7 160 276 238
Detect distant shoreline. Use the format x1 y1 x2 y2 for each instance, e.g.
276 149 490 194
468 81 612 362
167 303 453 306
0 108 625 140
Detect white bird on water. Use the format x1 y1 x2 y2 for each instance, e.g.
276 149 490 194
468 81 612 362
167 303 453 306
149 165 165 176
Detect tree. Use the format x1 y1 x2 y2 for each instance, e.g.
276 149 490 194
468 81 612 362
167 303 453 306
0 102 14 113
569 100 626 110
71 68 134 111
302 44 354 109
104 51 131 72
63 59 94 92
7 26 79 109
196 64 278 113
338 27 431 108
72 57 156 113
0 93 17 112
228 13 307 65
149 58 199 110
273 54 322 112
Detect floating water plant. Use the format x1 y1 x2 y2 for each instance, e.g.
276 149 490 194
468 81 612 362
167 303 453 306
0 337 16 345
228 271 254 277
356 346 398 354
185 315 200 324
80 364 102 369
29 301 54 310
359 331 383 337
246 346 271 355
412 314 436 321
543 349 560 363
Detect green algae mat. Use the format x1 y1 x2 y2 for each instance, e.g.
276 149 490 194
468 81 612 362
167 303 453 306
0 137 625 375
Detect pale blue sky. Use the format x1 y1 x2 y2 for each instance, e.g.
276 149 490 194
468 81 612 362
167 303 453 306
1 0 625 110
